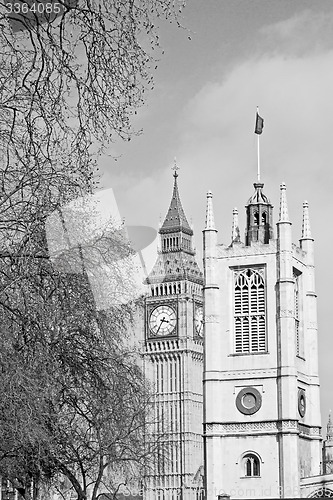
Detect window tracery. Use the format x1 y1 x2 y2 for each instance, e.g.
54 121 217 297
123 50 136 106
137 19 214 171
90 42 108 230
243 453 260 477
234 267 266 353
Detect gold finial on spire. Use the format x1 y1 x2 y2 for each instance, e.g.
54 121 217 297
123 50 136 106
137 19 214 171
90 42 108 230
172 157 179 178
301 200 312 239
279 182 290 222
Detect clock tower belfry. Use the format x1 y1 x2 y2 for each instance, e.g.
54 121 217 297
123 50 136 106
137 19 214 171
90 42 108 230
143 164 204 500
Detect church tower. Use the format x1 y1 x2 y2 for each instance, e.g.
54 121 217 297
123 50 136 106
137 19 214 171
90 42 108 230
203 181 322 499
143 164 204 500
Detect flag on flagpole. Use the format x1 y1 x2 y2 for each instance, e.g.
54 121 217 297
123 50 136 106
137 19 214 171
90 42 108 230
255 112 264 134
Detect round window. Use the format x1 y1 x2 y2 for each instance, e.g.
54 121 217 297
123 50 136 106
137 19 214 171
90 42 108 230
242 393 256 409
298 389 306 418
236 387 262 415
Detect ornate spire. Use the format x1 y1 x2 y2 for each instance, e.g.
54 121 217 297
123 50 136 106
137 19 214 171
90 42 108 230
172 157 179 178
301 201 312 239
146 164 203 286
327 410 333 441
231 207 240 243
205 191 215 230
160 161 192 234
279 182 289 222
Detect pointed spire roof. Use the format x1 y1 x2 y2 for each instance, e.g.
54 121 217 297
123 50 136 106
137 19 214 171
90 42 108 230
327 410 333 441
205 191 216 230
231 207 241 243
146 161 203 286
279 182 290 222
301 200 312 239
160 160 192 235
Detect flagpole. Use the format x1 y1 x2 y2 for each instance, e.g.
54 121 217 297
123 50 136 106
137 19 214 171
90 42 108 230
257 106 260 182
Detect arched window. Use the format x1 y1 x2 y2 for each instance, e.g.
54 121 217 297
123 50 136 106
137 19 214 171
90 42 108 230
234 267 266 353
261 212 267 225
254 212 259 225
243 453 260 477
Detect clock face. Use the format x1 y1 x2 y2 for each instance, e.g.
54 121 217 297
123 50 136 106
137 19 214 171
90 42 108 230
149 305 177 337
194 306 204 336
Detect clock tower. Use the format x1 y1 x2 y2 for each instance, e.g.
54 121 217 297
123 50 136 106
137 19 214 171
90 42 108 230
143 164 204 500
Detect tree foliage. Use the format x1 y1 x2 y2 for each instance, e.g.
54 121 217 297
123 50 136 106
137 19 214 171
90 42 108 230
0 0 185 240
0 0 184 498
0 246 158 500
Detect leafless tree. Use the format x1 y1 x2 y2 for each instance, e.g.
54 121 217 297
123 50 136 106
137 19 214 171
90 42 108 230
0 230 166 500
0 0 185 498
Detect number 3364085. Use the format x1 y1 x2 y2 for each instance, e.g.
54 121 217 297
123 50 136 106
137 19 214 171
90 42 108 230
6 2 61 14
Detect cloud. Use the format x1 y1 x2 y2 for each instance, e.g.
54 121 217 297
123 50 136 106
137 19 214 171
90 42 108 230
259 10 333 56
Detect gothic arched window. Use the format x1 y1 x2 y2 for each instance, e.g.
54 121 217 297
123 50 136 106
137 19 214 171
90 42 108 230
253 212 259 225
243 453 260 477
234 267 266 353
262 212 267 225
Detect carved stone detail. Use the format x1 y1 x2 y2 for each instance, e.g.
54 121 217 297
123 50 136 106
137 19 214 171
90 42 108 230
205 420 303 435
298 424 321 436
279 309 294 317
204 314 219 323
205 421 276 434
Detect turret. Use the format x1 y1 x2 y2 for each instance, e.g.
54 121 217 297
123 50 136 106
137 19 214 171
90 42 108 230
203 190 218 283
276 182 294 365
231 207 241 244
203 190 220 500
245 182 274 245
275 183 300 496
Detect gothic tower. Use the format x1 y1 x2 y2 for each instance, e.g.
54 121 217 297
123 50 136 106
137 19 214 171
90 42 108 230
203 181 322 499
323 412 333 474
143 165 204 500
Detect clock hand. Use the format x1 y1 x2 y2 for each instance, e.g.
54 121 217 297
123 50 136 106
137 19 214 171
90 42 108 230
156 317 166 334
156 316 170 334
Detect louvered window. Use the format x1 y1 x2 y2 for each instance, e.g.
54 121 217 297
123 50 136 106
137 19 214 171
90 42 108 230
234 268 266 353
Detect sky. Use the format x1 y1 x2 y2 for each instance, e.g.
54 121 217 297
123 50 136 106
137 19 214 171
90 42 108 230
97 0 333 433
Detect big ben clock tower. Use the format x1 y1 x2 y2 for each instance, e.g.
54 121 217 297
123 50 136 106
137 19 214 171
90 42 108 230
143 163 204 500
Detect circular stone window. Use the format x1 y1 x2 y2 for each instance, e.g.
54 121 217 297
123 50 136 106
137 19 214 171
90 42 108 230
236 387 262 415
298 389 306 418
